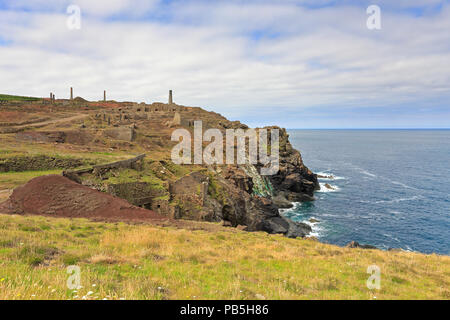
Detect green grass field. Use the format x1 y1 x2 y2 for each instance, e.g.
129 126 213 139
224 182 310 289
0 94 41 102
0 214 448 300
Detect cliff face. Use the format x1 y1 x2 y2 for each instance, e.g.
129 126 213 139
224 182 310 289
14 98 320 238
60 124 321 238
269 128 320 203
170 127 320 238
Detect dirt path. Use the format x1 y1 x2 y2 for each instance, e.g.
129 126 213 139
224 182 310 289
0 114 89 133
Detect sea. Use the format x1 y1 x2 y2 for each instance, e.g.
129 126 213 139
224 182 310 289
283 129 450 255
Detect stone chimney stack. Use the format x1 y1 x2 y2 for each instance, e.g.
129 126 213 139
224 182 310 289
104 90 106 102
70 87 73 100
169 90 173 104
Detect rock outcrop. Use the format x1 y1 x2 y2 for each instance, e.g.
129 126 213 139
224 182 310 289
267 127 319 203
59 127 320 238
346 241 378 250
169 158 314 238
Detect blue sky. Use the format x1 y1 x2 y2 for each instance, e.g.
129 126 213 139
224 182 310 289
0 0 449 128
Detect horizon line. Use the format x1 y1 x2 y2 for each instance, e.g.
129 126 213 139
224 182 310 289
285 128 450 130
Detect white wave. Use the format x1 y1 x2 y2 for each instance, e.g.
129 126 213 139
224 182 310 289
307 230 322 238
278 202 301 215
386 179 418 191
359 169 377 178
362 195 423 204
318 183 340 193
320 213 340 218
278 207 324 238
303 219 324 238
383 233 401 243
316 172 346 181
303 218 318 227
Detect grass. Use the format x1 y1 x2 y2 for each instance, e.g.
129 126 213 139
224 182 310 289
0 94 41 102
0 170 62 189
0 214 448 300
0 134 133 162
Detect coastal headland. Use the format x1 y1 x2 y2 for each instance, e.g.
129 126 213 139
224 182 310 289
0 92 448 300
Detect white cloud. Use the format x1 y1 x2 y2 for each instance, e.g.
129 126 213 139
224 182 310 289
0 1 449 127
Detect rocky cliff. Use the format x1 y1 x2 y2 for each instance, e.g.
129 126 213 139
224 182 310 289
62 125 319 238
13 98 320 238
168 127 320 238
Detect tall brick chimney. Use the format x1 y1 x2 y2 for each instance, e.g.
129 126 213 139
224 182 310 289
169 90 173 104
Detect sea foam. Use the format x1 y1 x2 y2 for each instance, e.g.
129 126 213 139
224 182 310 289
316 172 346 181
318 182 340 193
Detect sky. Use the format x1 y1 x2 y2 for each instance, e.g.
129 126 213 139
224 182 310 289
0 0 449 128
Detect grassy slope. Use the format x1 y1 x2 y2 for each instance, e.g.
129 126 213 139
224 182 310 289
0 170 62 190
0 214 448 300
0 94 40 102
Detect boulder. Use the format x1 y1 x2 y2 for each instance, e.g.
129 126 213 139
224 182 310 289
346 241 378 250
260 216 290 234
272 193 294 209
286 192 315 202
317 174 335 179
285 219 312 238
324 183 335 190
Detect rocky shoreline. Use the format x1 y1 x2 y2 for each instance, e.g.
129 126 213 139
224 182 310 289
55 127 321 239
170 127 321 239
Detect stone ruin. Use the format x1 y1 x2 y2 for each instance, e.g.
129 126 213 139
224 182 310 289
62 155 174 216
104 126 136 142
93 90 194 130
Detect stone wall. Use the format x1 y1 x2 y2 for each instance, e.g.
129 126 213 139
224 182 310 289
92 154 145 174
104 126 136 142
63 154 146 180
131 102 183 113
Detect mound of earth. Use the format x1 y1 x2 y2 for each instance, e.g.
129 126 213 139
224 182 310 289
0 175 167 222
73 96 87 103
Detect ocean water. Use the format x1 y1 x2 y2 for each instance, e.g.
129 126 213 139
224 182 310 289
284 129 450 255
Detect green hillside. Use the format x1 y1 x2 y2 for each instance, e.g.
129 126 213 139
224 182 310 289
0 94 41 102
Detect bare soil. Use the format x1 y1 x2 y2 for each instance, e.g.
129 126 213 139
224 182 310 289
0 175 168 223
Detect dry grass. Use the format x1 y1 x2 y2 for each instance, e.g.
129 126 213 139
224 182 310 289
0 214 448 300
0 170 62 190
